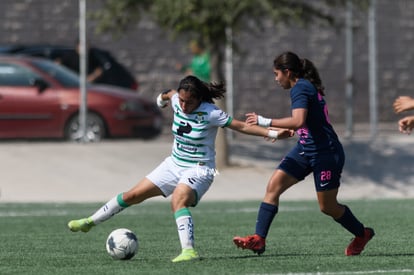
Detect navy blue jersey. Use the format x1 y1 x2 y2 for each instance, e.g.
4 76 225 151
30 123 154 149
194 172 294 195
290 78 340 154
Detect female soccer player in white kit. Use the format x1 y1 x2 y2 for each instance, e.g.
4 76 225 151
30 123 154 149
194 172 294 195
68 75 293 262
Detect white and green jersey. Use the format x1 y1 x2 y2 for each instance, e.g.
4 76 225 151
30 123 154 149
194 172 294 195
170 93 232 168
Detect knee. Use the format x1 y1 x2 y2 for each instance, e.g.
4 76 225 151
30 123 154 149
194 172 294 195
264 182 286 205
265 171 297 199
171 194 184 211
171 196 191 213
171 188 195 212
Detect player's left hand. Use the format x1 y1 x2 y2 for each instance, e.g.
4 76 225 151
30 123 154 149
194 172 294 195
276 128 295 139
393 96 414 114
245 112 258 125
264 127 294 142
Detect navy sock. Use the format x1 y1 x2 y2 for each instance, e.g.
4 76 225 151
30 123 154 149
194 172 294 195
334 205 364 237
255 202 278 238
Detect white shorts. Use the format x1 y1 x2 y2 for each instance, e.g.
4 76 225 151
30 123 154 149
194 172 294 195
146 156 216 204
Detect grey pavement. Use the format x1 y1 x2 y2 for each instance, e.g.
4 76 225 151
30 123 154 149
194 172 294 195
1 125 414 203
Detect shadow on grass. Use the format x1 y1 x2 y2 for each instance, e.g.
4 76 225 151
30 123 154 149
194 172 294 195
230 137 414 190
202 252 340 261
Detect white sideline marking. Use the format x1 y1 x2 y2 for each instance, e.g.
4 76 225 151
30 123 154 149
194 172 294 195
0 205 312 218
250 269 414 275
0 210 68 217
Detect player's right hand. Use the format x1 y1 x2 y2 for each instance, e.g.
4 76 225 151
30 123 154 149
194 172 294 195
398 116 414 134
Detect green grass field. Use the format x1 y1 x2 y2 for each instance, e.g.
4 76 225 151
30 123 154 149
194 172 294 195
0 199 413 275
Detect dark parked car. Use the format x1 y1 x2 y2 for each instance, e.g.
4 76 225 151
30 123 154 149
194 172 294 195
0 56 162 141
0 44 139 90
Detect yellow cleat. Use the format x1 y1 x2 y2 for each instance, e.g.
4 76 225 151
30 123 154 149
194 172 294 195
67 218 94 233
171 248 200 263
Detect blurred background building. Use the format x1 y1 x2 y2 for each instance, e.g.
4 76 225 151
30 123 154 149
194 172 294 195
0 0 412 131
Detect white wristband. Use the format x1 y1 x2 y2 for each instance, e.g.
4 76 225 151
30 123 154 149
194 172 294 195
257 115 272 127
156 93 168 108
267 130 278 139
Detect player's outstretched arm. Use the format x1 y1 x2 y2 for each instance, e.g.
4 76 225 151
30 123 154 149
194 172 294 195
245 109 306 130
227 119 293 140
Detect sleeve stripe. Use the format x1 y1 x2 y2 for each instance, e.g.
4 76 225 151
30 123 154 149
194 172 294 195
223 116 233 127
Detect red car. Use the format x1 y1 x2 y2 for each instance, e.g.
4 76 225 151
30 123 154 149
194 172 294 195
0 56 163 141
0 44 139 91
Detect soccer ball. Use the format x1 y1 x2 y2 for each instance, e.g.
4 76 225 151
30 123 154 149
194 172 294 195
106 228 138 260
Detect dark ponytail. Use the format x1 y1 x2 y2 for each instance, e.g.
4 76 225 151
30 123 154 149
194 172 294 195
301 58 325 96
177 75 225 103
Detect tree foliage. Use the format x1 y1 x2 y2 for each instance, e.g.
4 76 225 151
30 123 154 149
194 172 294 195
92 0 357 48
91 0 366 80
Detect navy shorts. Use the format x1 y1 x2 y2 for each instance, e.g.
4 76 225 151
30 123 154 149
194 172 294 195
277 143 345 192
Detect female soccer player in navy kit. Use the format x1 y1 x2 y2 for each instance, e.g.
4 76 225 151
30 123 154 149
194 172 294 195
68 75 293 263
233 52 374 256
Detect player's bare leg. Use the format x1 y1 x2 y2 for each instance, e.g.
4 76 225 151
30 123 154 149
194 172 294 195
68 178 163 232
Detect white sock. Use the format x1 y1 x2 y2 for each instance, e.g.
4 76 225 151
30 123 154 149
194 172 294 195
90 193 129 225
174 208 194 250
